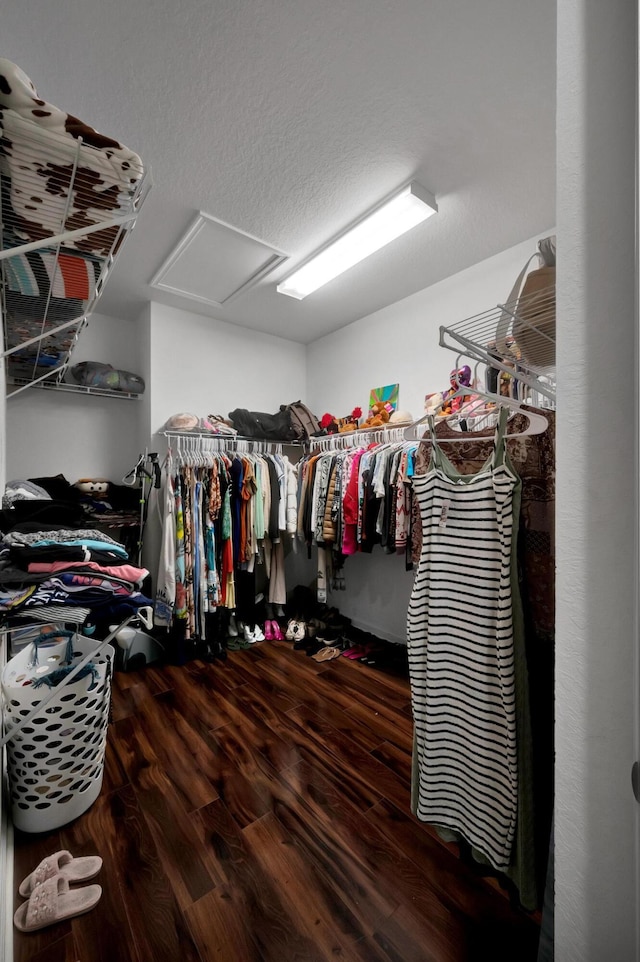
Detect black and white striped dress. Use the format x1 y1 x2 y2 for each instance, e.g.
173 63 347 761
407 409 519 870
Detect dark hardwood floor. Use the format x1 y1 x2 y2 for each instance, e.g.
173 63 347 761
12 640 541 962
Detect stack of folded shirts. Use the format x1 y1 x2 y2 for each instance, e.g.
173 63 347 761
0 524 151 625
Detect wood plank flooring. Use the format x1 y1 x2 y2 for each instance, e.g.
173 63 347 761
12 640 541 962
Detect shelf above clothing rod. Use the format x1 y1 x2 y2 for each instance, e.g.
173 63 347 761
439 282 556 404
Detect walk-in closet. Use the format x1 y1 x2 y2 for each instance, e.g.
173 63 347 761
0 2 638 961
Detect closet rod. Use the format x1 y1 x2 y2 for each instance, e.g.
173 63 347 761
310 426 411 450
164 431 295 456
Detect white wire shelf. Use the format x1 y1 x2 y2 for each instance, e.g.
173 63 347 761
6 376 143 400
0 108 151 394
439 283 556 402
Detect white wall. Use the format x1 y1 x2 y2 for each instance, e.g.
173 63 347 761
5 298 308 486
5 312 144 484
555 0 638 957
146 303 307 444
302 232 554 642
140 302 308 579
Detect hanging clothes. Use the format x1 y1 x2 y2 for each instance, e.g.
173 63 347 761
411 406 554 906
295 439 417 558
407 409 520 873
157 440 296 638
155 460 176 627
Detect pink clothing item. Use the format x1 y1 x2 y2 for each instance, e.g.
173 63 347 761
28 560 149 586
341 450 364 555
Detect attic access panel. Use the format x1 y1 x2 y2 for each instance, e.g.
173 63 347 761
150 212 288 308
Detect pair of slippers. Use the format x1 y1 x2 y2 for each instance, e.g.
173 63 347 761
227 637 250 651
14 850 103 933
341 641 379 660
302 637 335 657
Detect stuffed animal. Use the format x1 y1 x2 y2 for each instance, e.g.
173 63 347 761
337 407 362 433
74 478 110 500
319 407 362 435
361 402 391 429
424 393 443 416
319 412 339 435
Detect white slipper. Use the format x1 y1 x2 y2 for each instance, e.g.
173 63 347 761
19 849 102 898
14 874 102 932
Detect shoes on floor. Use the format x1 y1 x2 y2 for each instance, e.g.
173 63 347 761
227 637 250 651
311 646 341 663
14 873 102 933
18 850 102 898
306 618 327 639
203 641 227 662
228 614 239 637
252 624 265 642
316 627 343 647
285 619 306 642
264 619 284 641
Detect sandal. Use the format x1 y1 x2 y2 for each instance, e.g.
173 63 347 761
227 637 249 651
311 646 341 663
14 874 102 932
19 850 102 898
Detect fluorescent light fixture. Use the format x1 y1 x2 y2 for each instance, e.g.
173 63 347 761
276 181 437 300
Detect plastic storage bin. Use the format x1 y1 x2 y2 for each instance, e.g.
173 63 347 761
1 629 113 833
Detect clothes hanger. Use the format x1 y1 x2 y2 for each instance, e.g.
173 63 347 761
403 365 549 442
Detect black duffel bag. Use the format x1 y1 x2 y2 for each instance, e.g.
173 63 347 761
228 407 297 442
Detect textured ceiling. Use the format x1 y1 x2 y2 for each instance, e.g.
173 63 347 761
4 0 556 343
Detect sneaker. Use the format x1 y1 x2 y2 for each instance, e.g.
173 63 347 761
285 619 305 641
291 621 306 643
252 624 265 642
244 625 258 644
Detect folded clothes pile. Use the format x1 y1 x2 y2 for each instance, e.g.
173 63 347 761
0 522 151 625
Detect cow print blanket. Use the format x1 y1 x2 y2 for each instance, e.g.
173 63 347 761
0 59 145 256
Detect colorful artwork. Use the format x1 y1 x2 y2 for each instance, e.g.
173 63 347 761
368 383 399 417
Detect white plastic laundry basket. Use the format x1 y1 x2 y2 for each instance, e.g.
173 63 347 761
1 628 114 833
